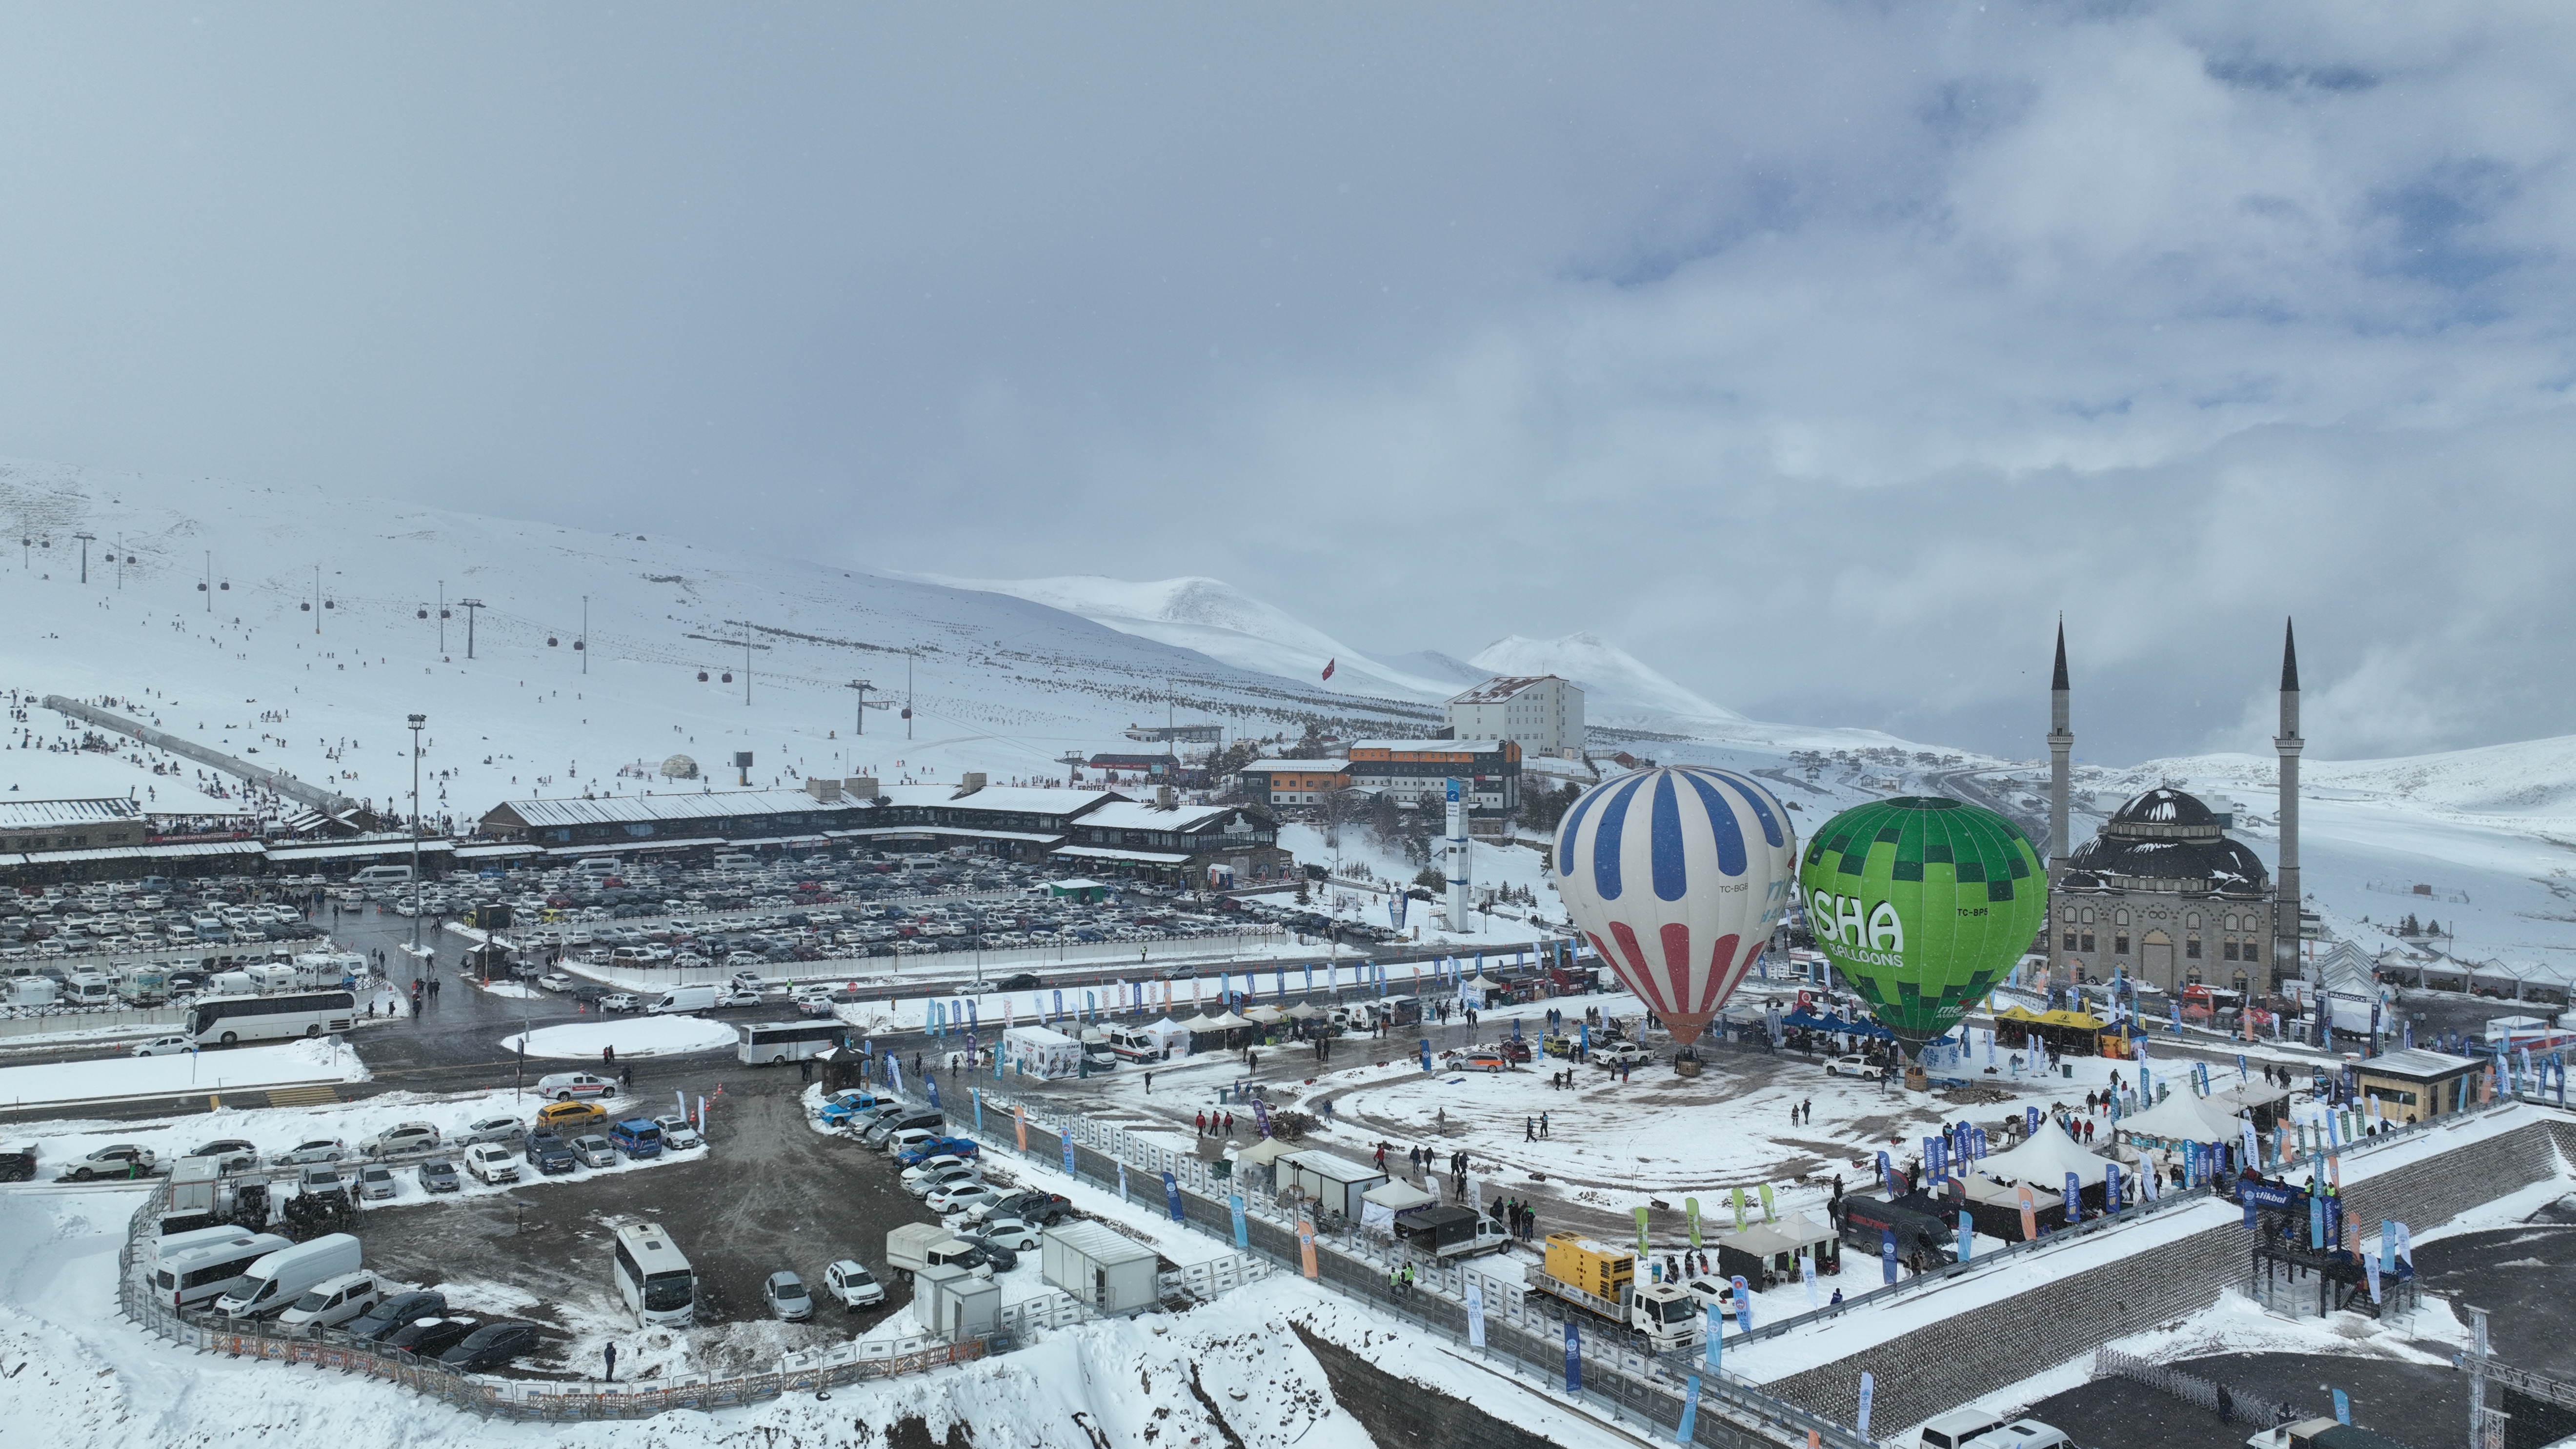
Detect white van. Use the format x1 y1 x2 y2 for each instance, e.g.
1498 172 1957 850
576 857 622 877
1103 1026 1164 1063
1920 1410 2010 1449
276 1269 383 1331
650 984 719 1015
352 865 415 884
63 975 118 1006
245 964 300 994
213 1233 363 1319
207 970 257 996
712 852 757 871
155 1232 294 1311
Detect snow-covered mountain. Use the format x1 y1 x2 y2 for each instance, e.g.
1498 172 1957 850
919 573 1456 703
1468 632 1747 728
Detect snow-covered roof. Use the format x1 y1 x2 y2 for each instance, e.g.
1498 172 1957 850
867 784 1121 817
1445 675 1565 706
2115 1091 2245 1144
2355 1047 2482 1081
488 789 853 829
1348 739 1510 756
1050 845 1195 864
1076 801 1237 833
1973 1124 2119 1187
1242 759 1349 773
0 797 142 830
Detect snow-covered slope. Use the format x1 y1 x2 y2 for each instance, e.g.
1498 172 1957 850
1469 632 1747 727
0 459 1437 819
922 572 1456 702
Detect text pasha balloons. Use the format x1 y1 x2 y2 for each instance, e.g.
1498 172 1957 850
1553 766 1798 1046
1796 796 2047 1056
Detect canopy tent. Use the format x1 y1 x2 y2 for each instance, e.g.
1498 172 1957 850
1359 1177 1438 1231
1002 1025 1084 1080
1993 1004 2109 1056
1283 1002 1326 1020
1712 1223 1801 1257
1137 1018 1194 1057
1208 1010 1256 1030
1242 1005 1288 1026
1233 1137 1300 1168
1174 1012 1229 1037
2115 1090 2246 1146
1781 1009 1893 1040
1772 1212 1839 1250
1460 972 1497 1009
1972 1122 2120 1188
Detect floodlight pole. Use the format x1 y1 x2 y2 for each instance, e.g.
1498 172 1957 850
409 714 426 955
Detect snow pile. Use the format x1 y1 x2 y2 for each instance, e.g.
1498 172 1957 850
498 1017 734 1060
0 1035 367 1112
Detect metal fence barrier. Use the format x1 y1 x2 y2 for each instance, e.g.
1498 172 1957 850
2094 1348 2308 1429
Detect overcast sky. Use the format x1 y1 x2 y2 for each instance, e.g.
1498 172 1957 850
2 4 2570 765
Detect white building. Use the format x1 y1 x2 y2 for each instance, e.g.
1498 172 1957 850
1443 675 1584 757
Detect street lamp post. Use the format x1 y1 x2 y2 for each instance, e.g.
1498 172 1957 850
408 714 426 958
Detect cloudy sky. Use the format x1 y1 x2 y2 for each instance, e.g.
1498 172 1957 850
1 4 2570 765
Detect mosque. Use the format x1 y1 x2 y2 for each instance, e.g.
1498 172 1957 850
2044 621 2306 996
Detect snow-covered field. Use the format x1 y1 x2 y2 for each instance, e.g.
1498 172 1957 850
0 1036 366 1112
497 1017 734 1060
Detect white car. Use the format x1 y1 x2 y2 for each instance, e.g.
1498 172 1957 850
460 1116 524 1146
465 1143 521 1185
598 993 640 1013
130 1034 195 1057
534 1072 616 1102
906 1164 980 1199
927 1183 1006 1216
272 1139 347 1167
537 972 577 993
362 1122 443 1157
1961 1422 2071 1449
1826 1056 1887 1081
823 1259 885 1310
899 1154 973 1187
654 1114 703 1150
976 1217 1041 1252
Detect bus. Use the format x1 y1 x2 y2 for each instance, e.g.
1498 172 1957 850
153 1232 293 1310
185 990 359 1047
612 1222 695 1327
736 1020 845 1066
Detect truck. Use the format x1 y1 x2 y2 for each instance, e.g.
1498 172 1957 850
1528 1232 1704 1353
1392 1205 1513 1260
649 984 720 1015
885 1222 991 1284
118 966 169 1006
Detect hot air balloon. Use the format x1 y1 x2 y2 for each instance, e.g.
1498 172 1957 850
1796 797 2046 1057
1552 765 1798 1048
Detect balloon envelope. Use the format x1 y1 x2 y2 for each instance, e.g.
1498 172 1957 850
1553 766 1798 1044
1796 797 2046 1055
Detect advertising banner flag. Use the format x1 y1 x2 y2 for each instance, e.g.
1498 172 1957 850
2027 1106 2041 1137
1731 1275 1751 1334
1686 1197 1702 1247
890 1059 905 1097
2104 1163 2122 1212
1229 1193 1248 1249
1420 1038 1432 1073
1465 1275 1487 1346
1254 1099 1270 1136
1878 1151 1896 1196
1802 1256 1818 1309
2395 1221 2413 1266
2364 1250 2382 1303
1680 1375 1704 1445
1731 1187 1747 1232
1118 1160 1128 1201
1758 1184 1776 1223
1706 1306 1723 1369
1564 1324 1582 1393
972 1088 984 1131
2310 1188 2327 1249
1061 1131 1077 1176
1881 1229 1898 1285
1858 1372 1876 1437
926 1077 941 1111
1958 1210 1973 1263
1052 988 1063 1021
2333 1389 2351 1426
1635 1206 1651 1257
1014 1105 1028 1152
2063 1171 2082 1221
1298 1210 1320 1278
2017 1185 2038 1242
1972 1127 1989 1159
1162 1169 1185 1222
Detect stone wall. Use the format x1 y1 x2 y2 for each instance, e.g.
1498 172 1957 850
1765 1115 2573 1433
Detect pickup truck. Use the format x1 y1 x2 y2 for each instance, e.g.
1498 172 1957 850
1392 1206 1513 1260
816 1090 881 1128
1592 1043 1649 1070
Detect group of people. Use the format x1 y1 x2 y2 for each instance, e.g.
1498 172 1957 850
1195 1109 1236 1138
1491 1197 1540 1240
1522 1113 1551 1140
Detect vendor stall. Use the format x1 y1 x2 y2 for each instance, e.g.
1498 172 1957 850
1359 1177 1438 1232
1002 1025 1084 1080
1993 1005 2107 1057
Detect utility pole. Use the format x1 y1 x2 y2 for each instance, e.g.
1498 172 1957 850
408 714 427 957
73 531 94 584
847 680 876 736
458 599 484 659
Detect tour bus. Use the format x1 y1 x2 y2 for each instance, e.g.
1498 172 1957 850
153 1232 294 1310
736 1020 846 1066
186 989 359 1047
612 1222 695 1327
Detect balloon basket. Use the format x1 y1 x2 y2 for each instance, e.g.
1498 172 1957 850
1903 1065 1929 1093
1673 1056 1703 1079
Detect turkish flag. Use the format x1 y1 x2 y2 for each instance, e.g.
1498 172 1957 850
1320 658 1335 681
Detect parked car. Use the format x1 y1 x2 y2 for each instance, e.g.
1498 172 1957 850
569 1134 618 1168
972 1190 1073 1226
895 1136 980 1168
1960 1422 2071 1449
187 1138 257 1159
655 1114 703 1150
348 1290 446 1343
362 1122 442 1157
598 992 640 1013
524 1131 578 1175
823 1259 885 1311
131 1034 194 1057
537 972 577 992
66 1144 156 1180
385 1316 482 1358
993 973 1043 991
273 1139 347 1167
533 1100 607 1134
957 1235 1019 1272
533 1072 616 1102
975 1217 1042 1252
438 1322 542 1371
927 1183 1006 1216
356 1165 398 1201
765 1270 814 1322
906 1164 980 1199
1826 1056 1888 1081
459 1116 524 1147
277 1269 383 1330
419 1160 461 1193
465 1143 521 1185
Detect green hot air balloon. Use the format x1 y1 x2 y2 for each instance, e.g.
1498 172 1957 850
1797 797 2046 1056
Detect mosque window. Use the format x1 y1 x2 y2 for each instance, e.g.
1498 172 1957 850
2113 934 2130 954
2186 937 2202 958
2079 933 2095 952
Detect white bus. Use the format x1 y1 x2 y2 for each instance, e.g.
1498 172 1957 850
152 1232 293 1311
736 1020 845 1066
185 989 359 1047
612 1222 695 1327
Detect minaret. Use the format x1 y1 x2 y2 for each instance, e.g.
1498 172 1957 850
2047 619 2072 888
2273 620 2304 985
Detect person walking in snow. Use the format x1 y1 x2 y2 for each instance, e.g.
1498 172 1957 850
1525 1116 1535 1142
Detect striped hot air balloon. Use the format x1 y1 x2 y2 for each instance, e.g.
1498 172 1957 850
1553 765 1799 1046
